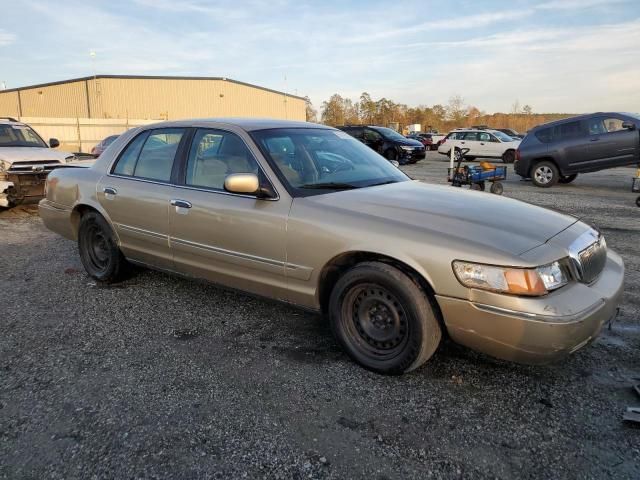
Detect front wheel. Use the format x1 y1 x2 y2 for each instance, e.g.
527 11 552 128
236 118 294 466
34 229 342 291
78 211 129 283
558 174 578 184
531 161 559 188
329 262 441 375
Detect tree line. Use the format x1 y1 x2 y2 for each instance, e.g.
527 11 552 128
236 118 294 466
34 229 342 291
305 93 574 134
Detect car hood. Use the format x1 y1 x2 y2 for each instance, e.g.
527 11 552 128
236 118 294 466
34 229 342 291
306 180 578 256
0 147 70 164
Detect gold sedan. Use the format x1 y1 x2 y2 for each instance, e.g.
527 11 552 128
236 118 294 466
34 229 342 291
39 119 625 374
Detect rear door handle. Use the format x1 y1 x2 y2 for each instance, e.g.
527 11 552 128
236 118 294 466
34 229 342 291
170 199 192 209
103 187 117 195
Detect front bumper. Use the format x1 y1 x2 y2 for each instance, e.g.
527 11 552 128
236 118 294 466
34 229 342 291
436 250 625 364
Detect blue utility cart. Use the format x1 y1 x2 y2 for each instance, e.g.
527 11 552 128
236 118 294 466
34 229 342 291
447 148 506 195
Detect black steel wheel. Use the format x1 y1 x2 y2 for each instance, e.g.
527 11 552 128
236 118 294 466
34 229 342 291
329 262 441 374
78 211 129 283
636 196 640 208
471 181 486 191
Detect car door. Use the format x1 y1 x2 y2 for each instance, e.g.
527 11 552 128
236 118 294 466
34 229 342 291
460 132 480 156
585 116 639 169
552 121 590 174
477 132 500 158
168 128 291 300
97 128 186 269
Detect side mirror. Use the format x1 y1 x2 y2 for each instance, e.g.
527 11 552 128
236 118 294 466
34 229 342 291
622 121 636 130
224 173 259 195
49 138 60 148
390 160 400 168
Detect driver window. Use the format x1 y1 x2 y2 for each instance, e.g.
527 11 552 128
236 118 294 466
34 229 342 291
602 118 625 133
185 129 259 191
363 129 382 142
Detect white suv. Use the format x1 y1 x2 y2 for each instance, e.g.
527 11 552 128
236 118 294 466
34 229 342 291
0 118 85 207
437 129 521 163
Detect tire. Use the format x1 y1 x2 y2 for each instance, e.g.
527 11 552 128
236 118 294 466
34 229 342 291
329 261 441 375
490 182 504 195
465 156 476 161
502 150 515 164
636 196 640 208
471 181 486 191
558 174 578 184
78 211 129 283
531 161 559 188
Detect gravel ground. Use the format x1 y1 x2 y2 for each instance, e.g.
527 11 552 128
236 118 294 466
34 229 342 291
1 152 639 479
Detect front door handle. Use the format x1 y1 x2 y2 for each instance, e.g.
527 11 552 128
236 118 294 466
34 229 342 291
103 187 117 195
590 137 600 142
460 141 466 144
170 199 192 209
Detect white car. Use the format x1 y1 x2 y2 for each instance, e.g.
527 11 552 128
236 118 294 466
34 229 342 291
437 129 521 163
0 118 92 207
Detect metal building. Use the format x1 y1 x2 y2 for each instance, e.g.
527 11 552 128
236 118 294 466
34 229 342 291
0 75 306 121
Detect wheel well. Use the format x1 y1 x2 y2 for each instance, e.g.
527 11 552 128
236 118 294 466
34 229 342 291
529 156 558 176
70 204 99 237
317 251 445 329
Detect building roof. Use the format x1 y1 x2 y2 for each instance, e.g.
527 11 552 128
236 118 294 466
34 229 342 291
0 75 307 101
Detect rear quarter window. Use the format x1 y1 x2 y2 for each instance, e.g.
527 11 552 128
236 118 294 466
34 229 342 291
535 127 553 144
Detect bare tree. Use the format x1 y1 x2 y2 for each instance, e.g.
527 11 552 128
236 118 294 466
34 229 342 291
304 96 318 123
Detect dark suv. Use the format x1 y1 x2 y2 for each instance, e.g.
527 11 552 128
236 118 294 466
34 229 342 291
515 112 640 187
338 125 425 164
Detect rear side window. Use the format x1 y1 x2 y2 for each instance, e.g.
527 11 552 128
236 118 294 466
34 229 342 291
535 127 553 143
113 133 146 176
555 121 584 140
463 132 479 141
112 128 185 182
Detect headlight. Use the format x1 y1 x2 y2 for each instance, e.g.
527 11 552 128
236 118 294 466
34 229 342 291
400 146 414 151
452 260 568 296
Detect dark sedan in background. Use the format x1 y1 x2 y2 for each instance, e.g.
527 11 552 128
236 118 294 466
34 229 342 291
337 125 425 164
91 134 120 158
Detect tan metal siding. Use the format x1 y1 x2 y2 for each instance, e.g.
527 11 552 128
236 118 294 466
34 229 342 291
0 77 306 121
0 91 20 117
15 81 89 117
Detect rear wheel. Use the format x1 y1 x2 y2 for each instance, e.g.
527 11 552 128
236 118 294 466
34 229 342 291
329 262 441 375
78 212 129 283
559 174 578 184
502 150 515 164
490 182 504 195
450 148 462 162
531 161 559 188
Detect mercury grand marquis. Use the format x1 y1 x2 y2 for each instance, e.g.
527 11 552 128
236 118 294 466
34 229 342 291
39 119 625 374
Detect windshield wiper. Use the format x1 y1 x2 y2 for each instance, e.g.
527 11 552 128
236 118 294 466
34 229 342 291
368 180 400 187
298 182 359 190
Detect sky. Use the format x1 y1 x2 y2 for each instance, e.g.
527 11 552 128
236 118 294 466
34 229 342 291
0 0 639 114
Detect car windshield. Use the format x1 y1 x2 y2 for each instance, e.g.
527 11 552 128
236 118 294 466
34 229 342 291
0 124 47 147
372 127 407 141
251 128 409 192
493 131 514 142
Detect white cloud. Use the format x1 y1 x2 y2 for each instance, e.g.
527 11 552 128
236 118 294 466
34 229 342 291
0 29 16 46
344 10 532 44
535 0 629 10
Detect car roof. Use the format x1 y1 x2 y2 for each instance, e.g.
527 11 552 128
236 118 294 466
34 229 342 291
140 118 330 132
531 112 626 131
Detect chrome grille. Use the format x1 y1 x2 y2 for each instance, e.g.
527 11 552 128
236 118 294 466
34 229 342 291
577 236 607 283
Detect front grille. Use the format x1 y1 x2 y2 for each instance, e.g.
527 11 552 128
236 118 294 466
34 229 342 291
8 160 62 174
578 237 607 283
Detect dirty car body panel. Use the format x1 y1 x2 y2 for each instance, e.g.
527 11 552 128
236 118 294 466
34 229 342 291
39 118 625 369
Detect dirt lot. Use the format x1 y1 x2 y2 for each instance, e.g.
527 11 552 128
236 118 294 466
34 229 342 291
1 153 639 479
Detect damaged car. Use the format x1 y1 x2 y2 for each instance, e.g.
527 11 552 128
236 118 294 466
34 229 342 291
39 119 625 374
0 117 82 208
